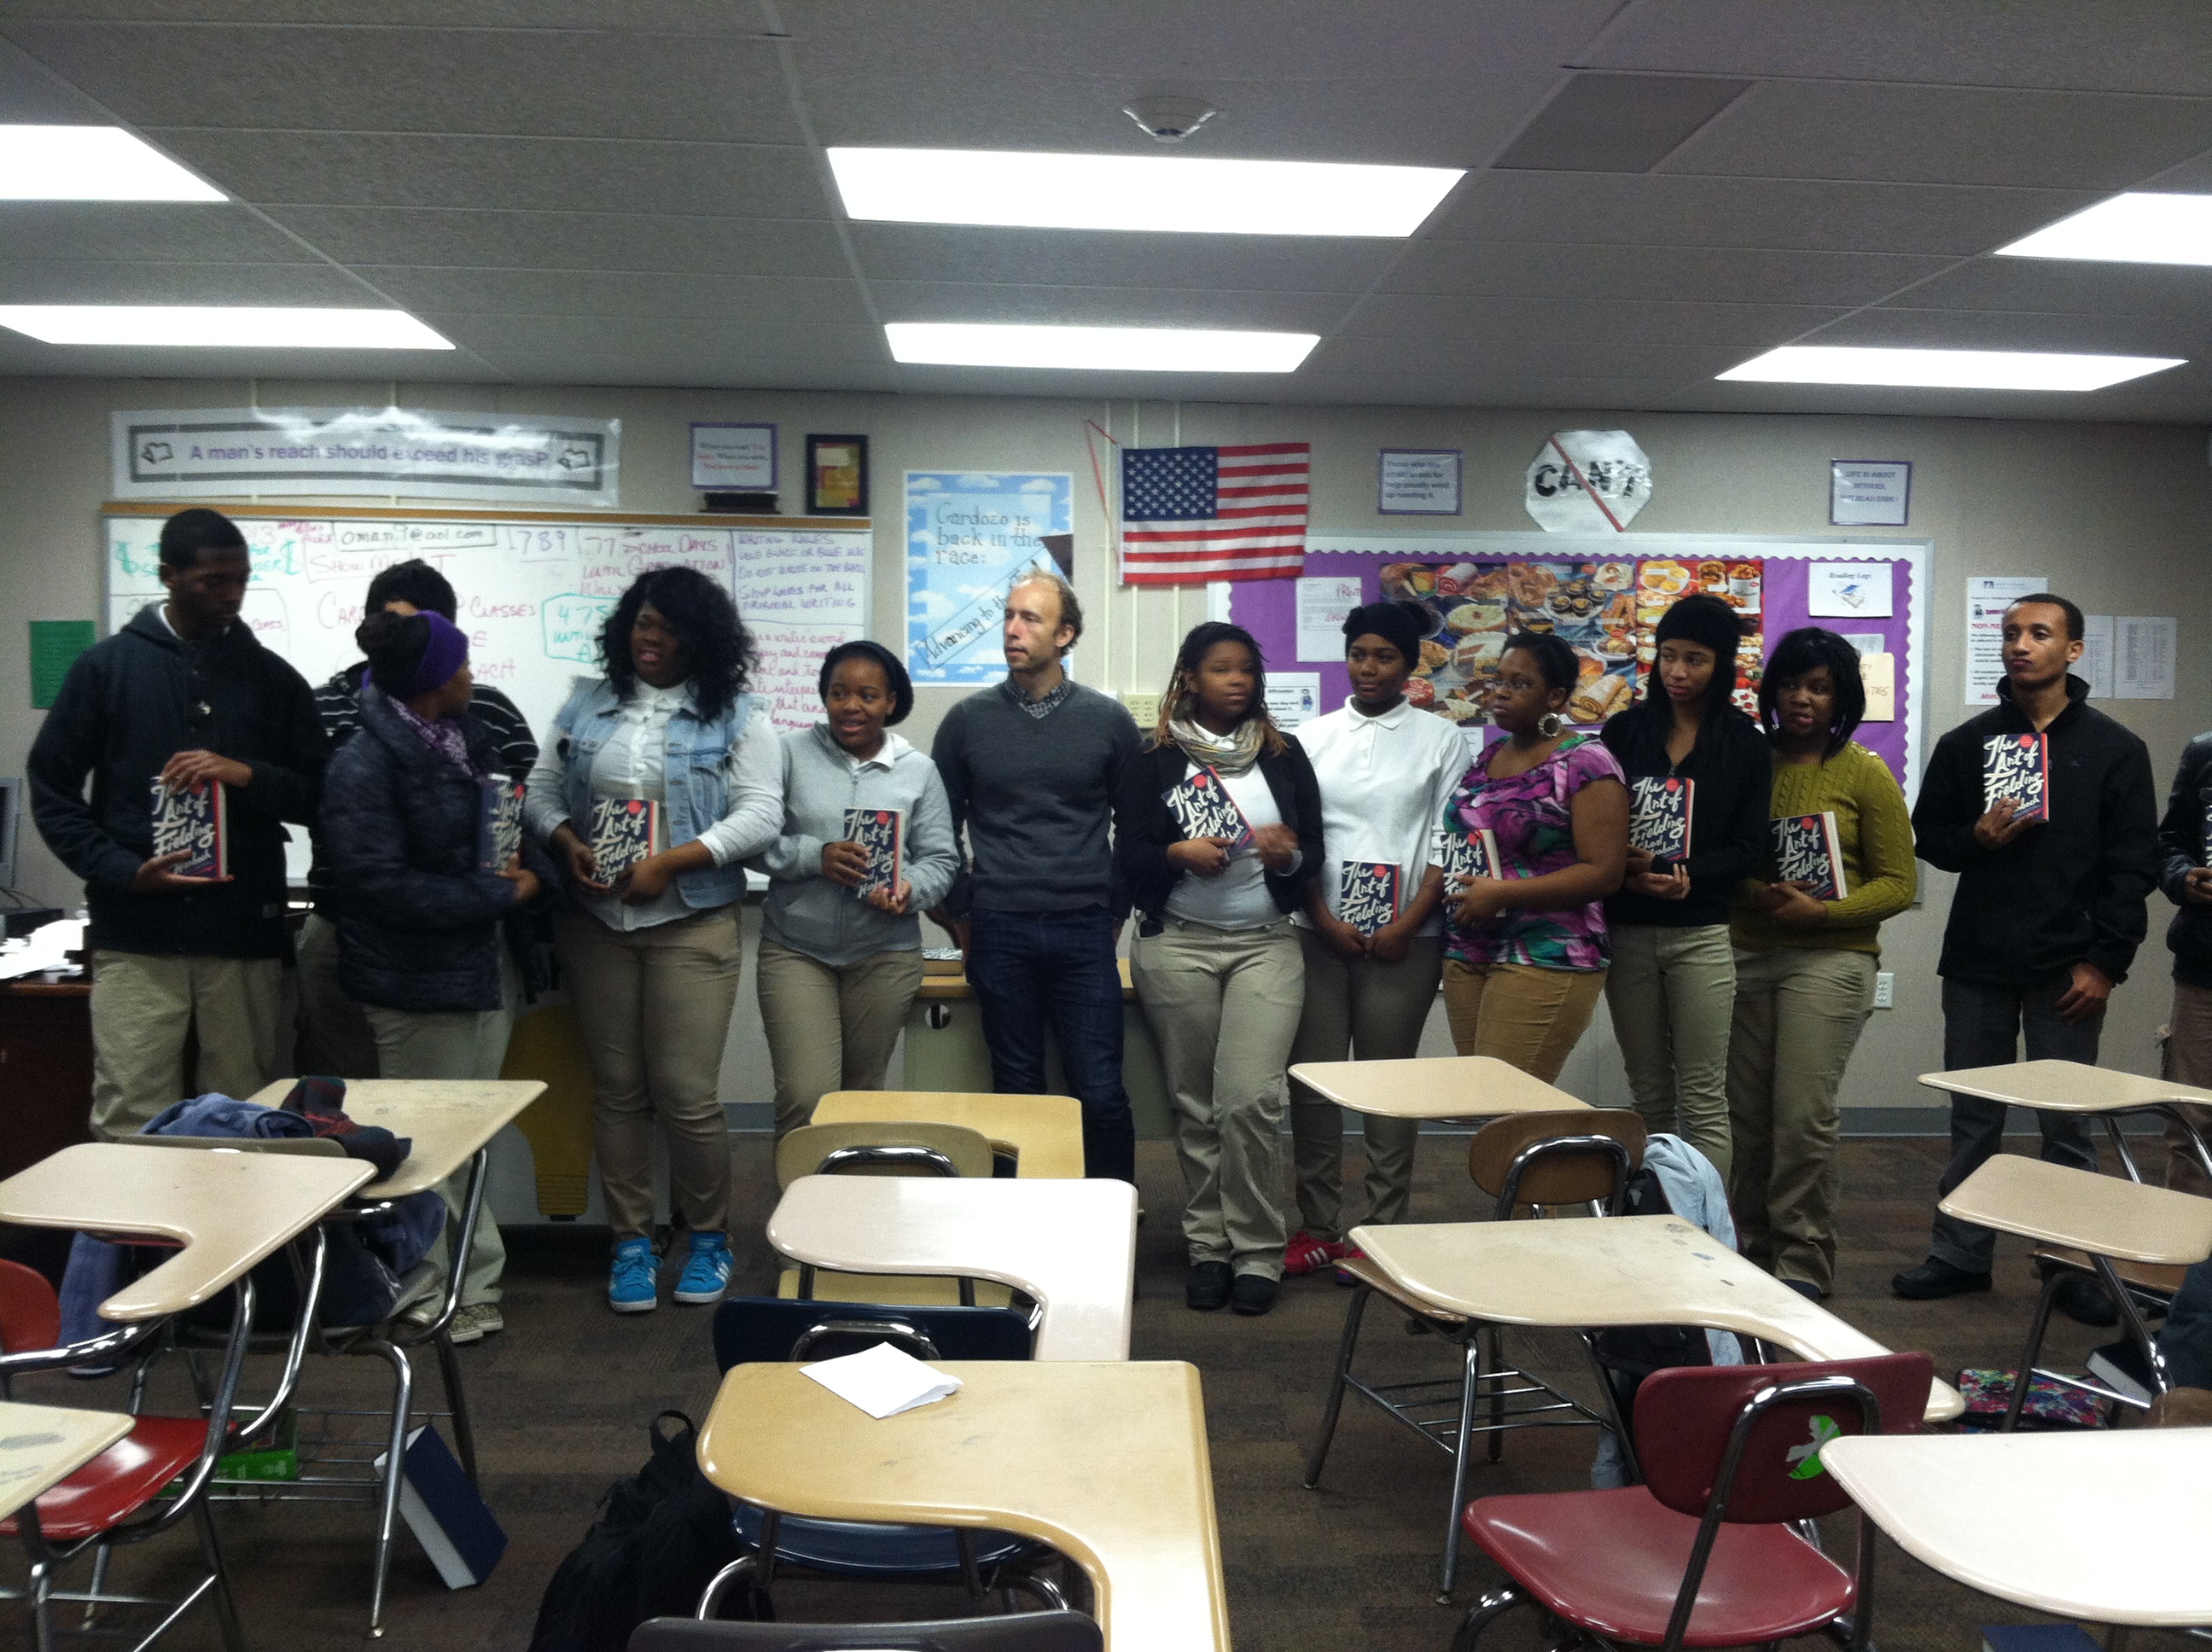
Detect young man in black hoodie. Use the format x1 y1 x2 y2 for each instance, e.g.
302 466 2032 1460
1895 593 2157 1314
28 508 325 1137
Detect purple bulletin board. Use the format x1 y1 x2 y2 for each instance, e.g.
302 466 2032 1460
1226 535 1927 797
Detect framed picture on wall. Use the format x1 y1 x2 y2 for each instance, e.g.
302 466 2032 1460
806 434 870 515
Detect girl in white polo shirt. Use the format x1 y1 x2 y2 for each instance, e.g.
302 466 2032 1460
1284 600 1470 1278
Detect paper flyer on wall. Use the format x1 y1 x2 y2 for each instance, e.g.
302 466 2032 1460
904 471 1073 686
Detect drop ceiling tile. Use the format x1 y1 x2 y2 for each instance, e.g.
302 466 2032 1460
1344 293 1849 346
1280 370 1697 410
6 23 800 143
0 33 111 120
1580 0 2212 96
0 3 759 26
138 130 825 218
1423 170 2099 257
1382 240 1951 307
263 206 853 278
354 267 870 325
866 282 1347 332
477 352 899 393
1307 333 1741 380
847 224 1396 292
1662 80 2212 189
1885 257 2212 319
0 332 498 381
426 313 888 364
0 202 320 263
1491 73 1752 172
0 259 383 305
1798 306 2212 357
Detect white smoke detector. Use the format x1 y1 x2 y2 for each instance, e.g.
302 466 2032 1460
1122 97 1221 143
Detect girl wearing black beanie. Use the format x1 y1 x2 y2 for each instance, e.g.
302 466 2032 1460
1595 592 1772 1181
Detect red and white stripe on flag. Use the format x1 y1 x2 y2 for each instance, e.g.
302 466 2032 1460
1120 441 1308 586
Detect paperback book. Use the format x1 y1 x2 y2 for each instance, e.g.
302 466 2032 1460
1770 811 1849 901
1339 860 1400 938
479 779 526 873
587 797 657 882
1982 732 2050 822
1627 775 1694 865
1441 825 1504 884
373 1424 505 1589
1162 766 1254 852
148 777 227 879
843 806 905 900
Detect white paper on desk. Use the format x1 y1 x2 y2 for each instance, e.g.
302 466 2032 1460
800 1341 963 1419
0 917 84 980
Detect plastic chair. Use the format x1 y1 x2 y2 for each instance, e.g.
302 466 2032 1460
0 1236 330 1651
1305 1108 1645 1601
2003 1243 2185 1427
701 1296 1067 1620
774 1123 1009 1309
1451 1352 1934 1652
630 1611 1102 1650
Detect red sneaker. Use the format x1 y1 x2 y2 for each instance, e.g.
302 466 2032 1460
1333 1244 1368 1287
1284 1230 1350 1276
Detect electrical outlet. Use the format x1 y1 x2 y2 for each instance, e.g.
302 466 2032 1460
1873 971 1895 1009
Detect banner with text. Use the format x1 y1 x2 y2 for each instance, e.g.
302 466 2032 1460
111 406 621 508
905 470 1073 685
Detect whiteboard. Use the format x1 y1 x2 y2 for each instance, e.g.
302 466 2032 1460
102 506 872 747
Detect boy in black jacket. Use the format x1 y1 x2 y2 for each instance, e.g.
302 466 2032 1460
2154 730 2212 1195
1895 593 2157 1313
27 508 325 1137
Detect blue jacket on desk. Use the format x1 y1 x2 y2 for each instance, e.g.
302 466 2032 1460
322 683 546 1014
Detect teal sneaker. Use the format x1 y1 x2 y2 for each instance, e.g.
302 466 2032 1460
608 1236 658 1314
673 1231 732 1306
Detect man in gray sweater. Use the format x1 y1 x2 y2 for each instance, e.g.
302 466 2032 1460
931 570 1143 1182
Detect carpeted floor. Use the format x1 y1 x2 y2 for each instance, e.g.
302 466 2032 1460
3 1135 2194 1651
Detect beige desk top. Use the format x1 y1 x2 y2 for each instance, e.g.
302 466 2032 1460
1825 1428 2212 1626
0 1143 372 1320
917 959 1136 1003
1351 1215 1964 1425
770 1175 1136 1360
1938 1155 2212 1265
1289 1056 1589 1120
1918 1057 2212 1114
812 1091 1086 1180
247 1078 546 1197
0 1400 134 1521
700 1361 1226 1651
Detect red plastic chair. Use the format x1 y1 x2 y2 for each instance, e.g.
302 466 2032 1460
1450 1352 1935 1652
0 1236 326 1651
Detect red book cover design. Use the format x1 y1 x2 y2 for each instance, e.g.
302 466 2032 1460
1443 825 1504 884
1982 732 2049 822
1162 765 1254 853
588 796 657 881
1771 811 1849 901
148 777 226 878
843 806 905 900
1628 775 1694 864
1339 860 1400 937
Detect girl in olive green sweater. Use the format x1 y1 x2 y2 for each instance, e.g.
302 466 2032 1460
1728 628 1917 1297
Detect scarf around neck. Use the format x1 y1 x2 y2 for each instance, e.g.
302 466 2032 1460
1167 713 1266 777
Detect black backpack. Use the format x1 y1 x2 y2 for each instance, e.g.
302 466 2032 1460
1586 1166 1715 1437
527 1411 748 1652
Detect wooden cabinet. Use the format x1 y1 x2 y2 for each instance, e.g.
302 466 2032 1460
0 977 94 1182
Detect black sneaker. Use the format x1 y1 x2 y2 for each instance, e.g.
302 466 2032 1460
1185 1260 1231 1312
1891 1257 1994 1300
1230 1273 1279 1317
2086 1339 2154 1404
2050 1273 2120 1328
1779 1278 1823 1300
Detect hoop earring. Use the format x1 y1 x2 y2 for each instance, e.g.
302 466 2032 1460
1536 712 1565 739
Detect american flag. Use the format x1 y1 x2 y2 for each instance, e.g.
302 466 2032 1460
1119 441 1308 585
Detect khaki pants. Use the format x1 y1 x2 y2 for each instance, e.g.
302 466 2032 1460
1441 960 1607 1085
364 946 520 1309
2163 980 2212 1197
88 950 281 1139
556 908 740 1242
1604 923 1736 1183
1133 918 1303 1277
292 911 379 1079
1289 928 1443 1243
1726 946 1876 1295
755 938 926 1139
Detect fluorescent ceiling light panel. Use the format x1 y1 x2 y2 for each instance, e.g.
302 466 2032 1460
1717 346 2182 392
0 125 224 201
0 306 455 349
886 323 1318 373
1995 192 2212 265
829 147 1462 237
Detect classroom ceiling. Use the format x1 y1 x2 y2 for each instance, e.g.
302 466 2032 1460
10 1 2212 421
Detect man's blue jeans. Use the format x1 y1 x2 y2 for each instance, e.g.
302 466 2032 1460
965 907 1137 1183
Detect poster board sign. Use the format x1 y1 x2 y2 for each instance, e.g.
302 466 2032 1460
904 471 1073 685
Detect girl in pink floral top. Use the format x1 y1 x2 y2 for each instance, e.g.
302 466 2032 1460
1427 632 1630 1084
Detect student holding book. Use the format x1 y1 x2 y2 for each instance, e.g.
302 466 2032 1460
1433 631 1628 1084
1283 601 1468 1279
27 507 325 1139
753 640 957 1139
1895 593 2157 1312
1598 592 1771 1182
1121 622 1322 1316
322 609 548 1343
1727 628 1916 1300
524 567 782 1315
